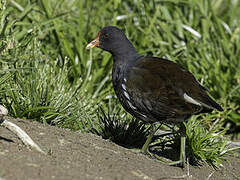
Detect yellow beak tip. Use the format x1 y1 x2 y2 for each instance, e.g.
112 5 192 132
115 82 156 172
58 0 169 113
86 37 99 50
86 44 93 49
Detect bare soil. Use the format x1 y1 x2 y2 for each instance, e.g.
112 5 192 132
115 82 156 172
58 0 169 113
0 117 239 180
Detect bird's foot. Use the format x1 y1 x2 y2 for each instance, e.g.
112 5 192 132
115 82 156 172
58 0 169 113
129 148 153 157
131 145 185 167
152 153 185 167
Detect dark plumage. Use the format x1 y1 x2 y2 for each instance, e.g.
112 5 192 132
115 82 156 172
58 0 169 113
86 26 223 167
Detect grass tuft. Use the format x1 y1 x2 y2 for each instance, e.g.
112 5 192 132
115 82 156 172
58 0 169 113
186 115 233 167
92 107 149 148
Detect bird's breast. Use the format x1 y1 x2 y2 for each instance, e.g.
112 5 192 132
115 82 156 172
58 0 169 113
112 67 154 122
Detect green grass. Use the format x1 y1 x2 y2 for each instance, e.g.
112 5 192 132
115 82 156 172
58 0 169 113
186 115 231 167
92 106 149 148
0 0 239 167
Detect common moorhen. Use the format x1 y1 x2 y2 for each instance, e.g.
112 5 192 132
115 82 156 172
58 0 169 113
86 26 223 167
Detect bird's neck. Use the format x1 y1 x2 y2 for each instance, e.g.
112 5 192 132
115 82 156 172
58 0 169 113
111 45 142 86
111 43 141 66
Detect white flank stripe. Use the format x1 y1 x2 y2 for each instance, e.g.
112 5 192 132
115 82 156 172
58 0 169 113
138 112 147 118
127 100 137 110
122 83 127 91
183 93 201 106
124 91 130 100
199 102 214 109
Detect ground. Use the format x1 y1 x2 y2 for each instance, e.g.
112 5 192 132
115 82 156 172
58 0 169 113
0 118 239 180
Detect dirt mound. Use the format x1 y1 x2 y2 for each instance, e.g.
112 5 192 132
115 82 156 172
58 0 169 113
0 118 239 180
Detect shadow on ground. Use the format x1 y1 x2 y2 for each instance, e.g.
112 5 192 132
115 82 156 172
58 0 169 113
0 117 239 180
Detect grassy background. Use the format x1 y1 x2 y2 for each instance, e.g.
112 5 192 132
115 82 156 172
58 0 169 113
0 0 239 166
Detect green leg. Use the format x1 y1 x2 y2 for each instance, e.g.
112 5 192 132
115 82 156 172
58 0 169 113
168 123 186 167
180 123 186 167
142 124 157 154
180 136 186 167
152 123 186 168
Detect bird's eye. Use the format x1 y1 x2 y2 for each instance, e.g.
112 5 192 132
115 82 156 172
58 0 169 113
104 34 109 38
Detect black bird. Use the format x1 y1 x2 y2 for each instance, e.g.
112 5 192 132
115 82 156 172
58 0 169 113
86 26 223 167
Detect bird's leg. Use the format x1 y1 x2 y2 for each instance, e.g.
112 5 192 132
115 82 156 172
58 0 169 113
142 123 157 154
168 123 186 167
150 123 186 168
180 124 186 167
140 122 187 168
